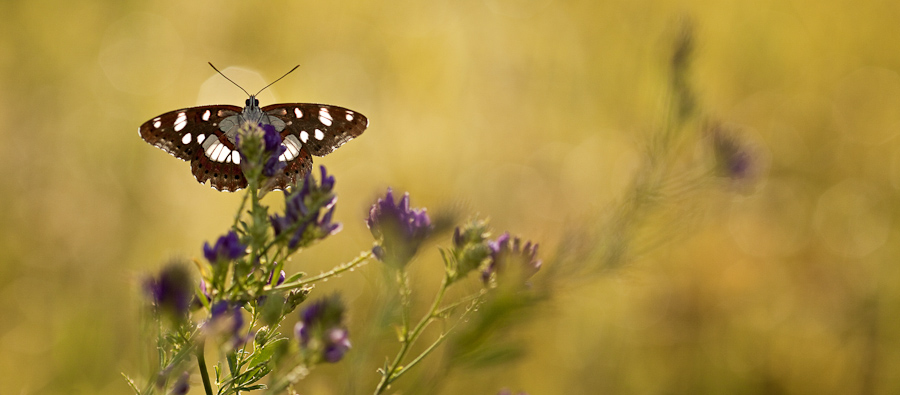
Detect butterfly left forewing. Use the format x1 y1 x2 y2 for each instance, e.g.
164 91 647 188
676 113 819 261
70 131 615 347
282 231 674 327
139 105 242 161
263 103 368 156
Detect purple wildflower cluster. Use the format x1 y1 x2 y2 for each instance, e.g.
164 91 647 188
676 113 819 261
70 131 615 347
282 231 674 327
145 263 193 321
366 189 433 268
269 166 342 250
294 295 351 363
207 301 247 347
482 232 542 284
234 122 287 187
260 124 287 177
203 231 246 264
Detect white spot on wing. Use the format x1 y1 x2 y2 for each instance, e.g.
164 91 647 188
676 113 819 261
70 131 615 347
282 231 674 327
208 142 224 159
202 110 211 121
346 112 354 121
231 151 241 164
294 108 303 118
285 135 302 153
300 131 309 143
217 147 232 163
174 112 188 132
283 141 297 157
282 144 297 161
318 107 333 126
182 133 192 145
314 129 325 140
197 134 206 144
153 119 162 129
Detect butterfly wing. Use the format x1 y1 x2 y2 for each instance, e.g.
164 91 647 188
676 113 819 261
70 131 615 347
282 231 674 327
139 105 247 191
262 103 368 156
269 150 313 191
139 105 242 160
140 102 368 192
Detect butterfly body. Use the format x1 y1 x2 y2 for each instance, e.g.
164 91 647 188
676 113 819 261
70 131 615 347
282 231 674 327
139 95 367 192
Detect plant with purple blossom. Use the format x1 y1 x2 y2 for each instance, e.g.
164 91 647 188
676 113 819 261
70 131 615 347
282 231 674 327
129 122 545 395
365 189 543 394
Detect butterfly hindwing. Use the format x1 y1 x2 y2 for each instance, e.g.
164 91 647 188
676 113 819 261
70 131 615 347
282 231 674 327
271 148 313 191
192 150 247 192
263 103 368 156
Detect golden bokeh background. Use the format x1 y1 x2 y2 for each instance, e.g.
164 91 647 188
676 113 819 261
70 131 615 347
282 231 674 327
3 0 900 394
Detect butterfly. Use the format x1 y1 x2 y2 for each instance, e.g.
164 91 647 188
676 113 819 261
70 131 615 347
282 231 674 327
138 64 368 192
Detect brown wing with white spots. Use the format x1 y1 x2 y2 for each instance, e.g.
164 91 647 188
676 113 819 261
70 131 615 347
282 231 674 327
139 105 241 161
140 105 248 191
262 103 368 157
191 150 247 192
270 148 314 191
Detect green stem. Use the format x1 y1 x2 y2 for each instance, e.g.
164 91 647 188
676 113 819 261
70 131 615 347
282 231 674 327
268 251 372 293
434 290 485 317
374 276 450 395
232 190 250 231
398 269 411 333
196 339 214 395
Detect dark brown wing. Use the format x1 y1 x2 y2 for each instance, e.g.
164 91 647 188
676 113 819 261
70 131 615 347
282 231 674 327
262 103 368 156
139 105 242 160
140 105 246 191
191 150 247 192
269 148 313 191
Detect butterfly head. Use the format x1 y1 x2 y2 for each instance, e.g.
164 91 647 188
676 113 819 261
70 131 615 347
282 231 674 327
245 97 260 109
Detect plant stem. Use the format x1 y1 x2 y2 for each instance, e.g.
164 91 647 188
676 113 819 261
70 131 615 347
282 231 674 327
197 339 214 395
232 189 250 231
269 251 372 293
374 276 449 394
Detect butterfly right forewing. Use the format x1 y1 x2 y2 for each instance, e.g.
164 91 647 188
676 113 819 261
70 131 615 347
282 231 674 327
263 103 368 157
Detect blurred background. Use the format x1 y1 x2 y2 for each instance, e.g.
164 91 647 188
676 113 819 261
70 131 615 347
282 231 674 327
3 0 900 394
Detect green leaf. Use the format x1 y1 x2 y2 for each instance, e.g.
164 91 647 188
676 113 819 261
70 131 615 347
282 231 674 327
286 272 305 283
247 338 287 368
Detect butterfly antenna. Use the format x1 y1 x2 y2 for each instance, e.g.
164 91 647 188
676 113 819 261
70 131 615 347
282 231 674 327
208 62 251 97
255 65 300 96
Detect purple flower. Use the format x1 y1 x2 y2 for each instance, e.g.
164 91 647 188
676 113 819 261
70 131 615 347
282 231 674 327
269 269 286 286
294 295 351 363
203 231 246 264
260 124 287 177
263 147 287 177
270 166 342 250
208 301 247 347
710 124 757 181
171 372 190 395
235 123 288 185
482 233 541 284
145 263 193 321
366 189 433 268
260 124 282 152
